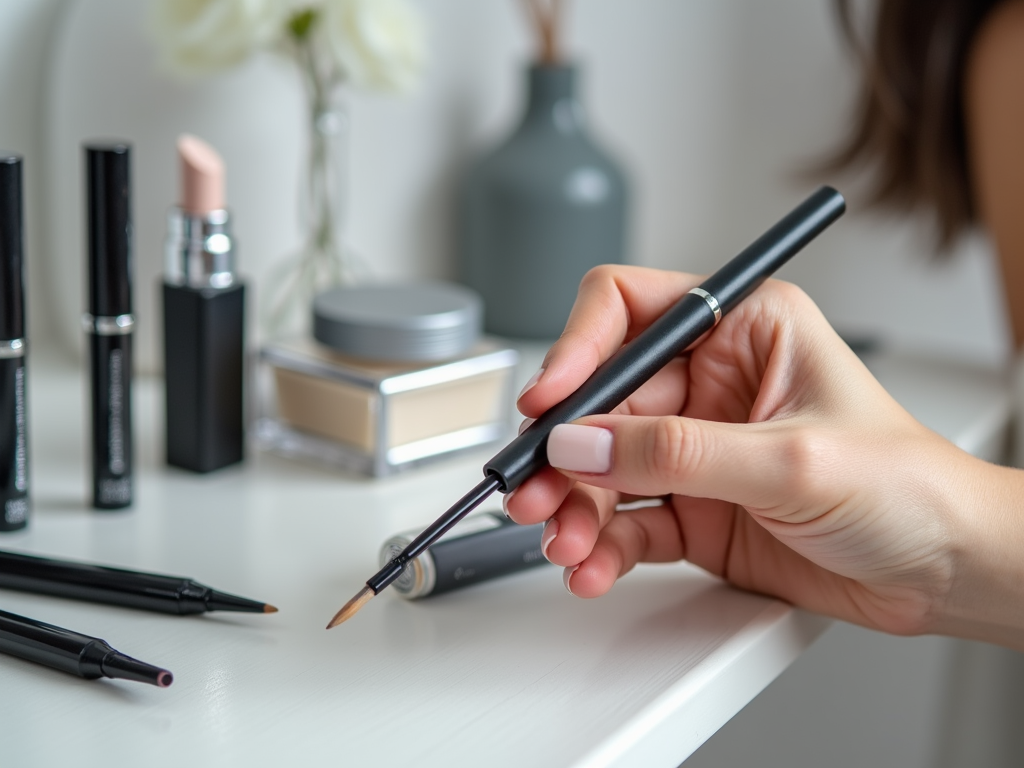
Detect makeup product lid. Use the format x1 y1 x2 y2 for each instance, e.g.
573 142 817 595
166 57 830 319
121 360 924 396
85 142 132 316
313 282 482 362
0 153 25 341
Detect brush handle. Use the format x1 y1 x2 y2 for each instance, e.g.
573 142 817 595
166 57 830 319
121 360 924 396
484 186 846 493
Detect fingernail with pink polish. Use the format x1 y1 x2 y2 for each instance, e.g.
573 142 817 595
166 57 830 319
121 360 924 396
501 489 515 519
547 424 613 474
517 368 544 400
541 519 559 560
518 417 536 436
563 564 580 596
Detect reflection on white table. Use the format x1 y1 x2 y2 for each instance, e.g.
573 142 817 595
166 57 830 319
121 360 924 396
0 349 1009 768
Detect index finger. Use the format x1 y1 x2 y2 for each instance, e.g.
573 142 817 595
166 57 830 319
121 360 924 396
517 265 702 419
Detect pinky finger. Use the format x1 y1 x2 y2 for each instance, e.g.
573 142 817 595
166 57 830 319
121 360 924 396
565 502 686 598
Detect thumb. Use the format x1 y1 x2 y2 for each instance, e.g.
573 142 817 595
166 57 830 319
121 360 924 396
546 415 832 514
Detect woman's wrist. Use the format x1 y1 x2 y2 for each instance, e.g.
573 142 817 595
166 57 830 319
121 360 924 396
932 460 1024 650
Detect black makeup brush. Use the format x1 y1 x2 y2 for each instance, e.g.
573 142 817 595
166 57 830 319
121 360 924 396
328 186 846 628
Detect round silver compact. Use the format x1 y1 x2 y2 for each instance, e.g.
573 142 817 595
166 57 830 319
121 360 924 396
312 281 482 362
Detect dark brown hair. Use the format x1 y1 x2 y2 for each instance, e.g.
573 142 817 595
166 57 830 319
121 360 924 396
828 0 1004 248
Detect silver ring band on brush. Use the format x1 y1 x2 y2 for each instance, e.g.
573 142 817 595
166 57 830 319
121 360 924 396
81 314 135 336
687 287 722 326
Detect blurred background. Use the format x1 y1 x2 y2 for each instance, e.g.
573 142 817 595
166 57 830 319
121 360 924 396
1 0 1010 367
1 0 1019 765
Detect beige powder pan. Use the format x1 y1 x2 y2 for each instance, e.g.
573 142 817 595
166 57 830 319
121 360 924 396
254 283 517 476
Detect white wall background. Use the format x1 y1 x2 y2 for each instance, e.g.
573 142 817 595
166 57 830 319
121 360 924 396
1 0 1012 367
0 1 1019 766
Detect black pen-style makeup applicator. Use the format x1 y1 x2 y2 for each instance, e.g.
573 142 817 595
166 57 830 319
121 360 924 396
0 608 173 687
0 549 277 615
328 186 846 629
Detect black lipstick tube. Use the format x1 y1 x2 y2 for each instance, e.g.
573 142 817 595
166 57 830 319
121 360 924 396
380 512 547 598
84 144 133 510
163 208 244 473
0 154 28 531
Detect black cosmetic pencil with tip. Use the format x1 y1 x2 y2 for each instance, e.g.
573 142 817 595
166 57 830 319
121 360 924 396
0 549 277 615
327 186 846 629
0 608 172 687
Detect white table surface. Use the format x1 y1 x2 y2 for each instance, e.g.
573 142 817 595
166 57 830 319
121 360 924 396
0 347 1010 768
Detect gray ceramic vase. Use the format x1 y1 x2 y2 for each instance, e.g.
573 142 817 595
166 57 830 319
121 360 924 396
459 64 629 339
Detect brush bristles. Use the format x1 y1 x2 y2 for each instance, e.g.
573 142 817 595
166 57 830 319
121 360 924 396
326 586 375 629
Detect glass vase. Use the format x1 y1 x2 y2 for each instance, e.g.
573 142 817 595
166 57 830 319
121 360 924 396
263 78 365 339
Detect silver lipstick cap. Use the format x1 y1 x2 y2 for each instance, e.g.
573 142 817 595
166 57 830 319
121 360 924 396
165 207 235 289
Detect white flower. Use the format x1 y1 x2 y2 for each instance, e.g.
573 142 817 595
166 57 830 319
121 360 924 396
150 0 289 77
321 0 426 93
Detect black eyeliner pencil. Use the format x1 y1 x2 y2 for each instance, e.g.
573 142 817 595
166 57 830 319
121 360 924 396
328 186 847 628
0 549 277 615
0 608 172 687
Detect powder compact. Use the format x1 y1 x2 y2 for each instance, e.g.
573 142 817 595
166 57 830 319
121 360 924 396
254 282 518 476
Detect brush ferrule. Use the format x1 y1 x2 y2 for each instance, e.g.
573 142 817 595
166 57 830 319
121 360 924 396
367 558 407 593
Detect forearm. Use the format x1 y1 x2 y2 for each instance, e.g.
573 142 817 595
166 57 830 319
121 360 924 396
934 459 1024 650
965 0 1024 349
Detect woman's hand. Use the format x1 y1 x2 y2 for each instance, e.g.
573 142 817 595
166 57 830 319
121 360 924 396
505 265 1012 640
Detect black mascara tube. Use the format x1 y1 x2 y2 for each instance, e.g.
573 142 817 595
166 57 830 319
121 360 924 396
380 512 548 599
84 144 133 510
0 154 28 531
